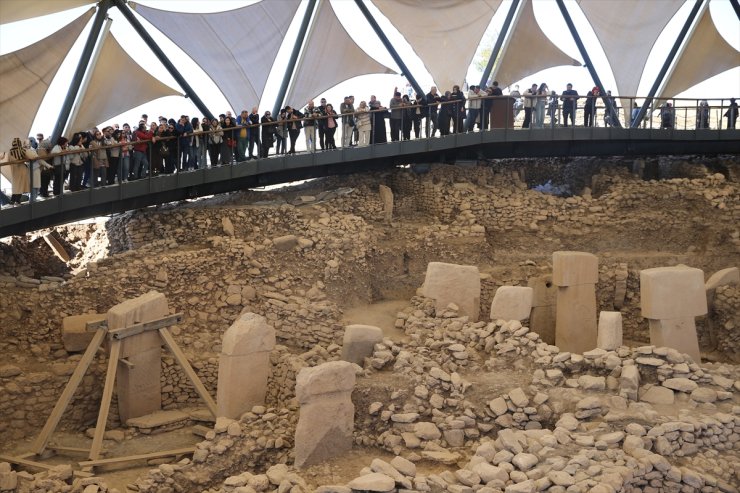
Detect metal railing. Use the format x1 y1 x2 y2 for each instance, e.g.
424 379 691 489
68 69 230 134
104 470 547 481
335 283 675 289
1 95 737 209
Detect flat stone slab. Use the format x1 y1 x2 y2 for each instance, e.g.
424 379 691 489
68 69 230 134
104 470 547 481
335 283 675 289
126 410 189 429
490 286 533 321
640 266 707 319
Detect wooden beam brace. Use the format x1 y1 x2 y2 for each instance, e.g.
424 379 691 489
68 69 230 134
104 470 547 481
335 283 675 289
108 313 184 340
31 328 108 455
0 454 56 472
89 339 121 461
78 447 195 468
158 328 217 417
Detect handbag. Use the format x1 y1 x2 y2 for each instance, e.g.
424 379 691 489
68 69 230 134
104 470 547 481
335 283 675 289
159 143 169 157
226 138 236 148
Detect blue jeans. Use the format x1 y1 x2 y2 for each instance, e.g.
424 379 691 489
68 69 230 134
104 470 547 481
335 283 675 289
132 150 149 178
120 155 130 181
179 144 191 170
467 109 480 131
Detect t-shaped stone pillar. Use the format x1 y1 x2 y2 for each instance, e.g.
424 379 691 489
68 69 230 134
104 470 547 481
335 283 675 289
553 251 598 354
107 291 169 423
294 361 356 467
422 262 481 321
640 266 707 363
216 313 276 419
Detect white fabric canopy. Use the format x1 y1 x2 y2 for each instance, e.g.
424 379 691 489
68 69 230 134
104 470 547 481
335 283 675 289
372 0 501 92
66 31 182 134
0 0 92 25
659 7 740 99
492 0 581 88
132 0 300 112
0 8 93 161
578 0 682 100
284 0 396 109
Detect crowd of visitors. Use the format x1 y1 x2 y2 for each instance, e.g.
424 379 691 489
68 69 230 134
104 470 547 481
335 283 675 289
1 81 738 207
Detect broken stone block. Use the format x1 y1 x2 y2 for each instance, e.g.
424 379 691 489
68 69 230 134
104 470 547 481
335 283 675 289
221 216 235 236
552 251 598 287
341 325 384 366
294 361 356 467
596 311 622 350
489 286 533 321
217 313 276 419
528 275 556 345
422 262 481 321
61 313 105 352
273 235 299 251
640 266 707 320
639 385 675 405
107 291 169 423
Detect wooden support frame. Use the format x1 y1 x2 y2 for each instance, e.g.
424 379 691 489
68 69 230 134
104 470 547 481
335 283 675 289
78 447 195 468
18 310 213 470
31 328 108 455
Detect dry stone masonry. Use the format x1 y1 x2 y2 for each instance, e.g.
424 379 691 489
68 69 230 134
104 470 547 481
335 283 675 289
0 157 738 493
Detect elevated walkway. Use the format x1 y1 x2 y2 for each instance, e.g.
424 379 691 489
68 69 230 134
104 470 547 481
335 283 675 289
2 127 738 237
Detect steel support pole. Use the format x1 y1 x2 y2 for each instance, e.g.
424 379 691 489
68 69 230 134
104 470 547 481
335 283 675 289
354 0 424 96
480 0 520 87
555 0 620 127
272 0 317 117
631 0 705 127
65 18 113 137
112 0 214 121
51 1 111 144
730 0 740 20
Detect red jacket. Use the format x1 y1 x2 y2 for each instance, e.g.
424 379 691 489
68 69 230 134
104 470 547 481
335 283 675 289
133 129 153 153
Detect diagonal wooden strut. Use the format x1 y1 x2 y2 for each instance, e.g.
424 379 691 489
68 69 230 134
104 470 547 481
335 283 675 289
159 327 217 417
31 328 108 455
89 339 121 460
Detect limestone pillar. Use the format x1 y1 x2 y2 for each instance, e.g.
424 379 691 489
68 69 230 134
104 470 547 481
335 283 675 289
422 262 481 321
641 266 706 362
107 291 169 423
216 313 276 419
341 325 384 366
597 311 622 350
294 361 356 467
379 185 394 224
553 251 598 354
489 286 534 321
528 275 557 345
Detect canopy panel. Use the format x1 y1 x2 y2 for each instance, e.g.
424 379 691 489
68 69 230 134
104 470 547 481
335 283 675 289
0 8 94 154
659 7 740 99
66 31 182 134
284 0 395 109
132 0 300 112
492 0 581 88
578 0 682 100
0 0 93 25
372 0 501 92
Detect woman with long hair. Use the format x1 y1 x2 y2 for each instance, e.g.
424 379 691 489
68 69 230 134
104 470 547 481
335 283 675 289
324 104 338 150
221 116 236 164
208 118 223 166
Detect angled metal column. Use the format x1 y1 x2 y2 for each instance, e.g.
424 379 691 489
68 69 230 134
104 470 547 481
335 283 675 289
272 0 318 117
731 0 740 20
64 17 113 136
51 0 111 143
112 0 214 121
354 0 424 96
631 0 705 127
480 0 520 87
555 0 620 127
